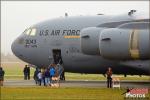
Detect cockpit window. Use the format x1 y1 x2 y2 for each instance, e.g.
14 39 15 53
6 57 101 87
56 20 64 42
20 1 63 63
25 28 32 35
23 28 36 36
30 28 36 36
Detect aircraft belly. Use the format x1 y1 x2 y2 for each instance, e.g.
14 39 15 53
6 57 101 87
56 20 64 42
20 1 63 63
62 51 149 75
120 60 150 75
62 53 115 73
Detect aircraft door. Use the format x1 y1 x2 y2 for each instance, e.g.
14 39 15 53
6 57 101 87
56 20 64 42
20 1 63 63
52 49 63 64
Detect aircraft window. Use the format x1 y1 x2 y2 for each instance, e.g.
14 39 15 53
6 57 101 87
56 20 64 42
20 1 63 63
24 28 31 35
30 28 36 36
23 28 36 36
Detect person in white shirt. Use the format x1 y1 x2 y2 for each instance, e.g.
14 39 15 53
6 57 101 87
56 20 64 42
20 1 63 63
37 71 42 86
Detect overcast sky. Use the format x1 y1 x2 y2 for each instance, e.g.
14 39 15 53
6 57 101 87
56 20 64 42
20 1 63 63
1 1 149 55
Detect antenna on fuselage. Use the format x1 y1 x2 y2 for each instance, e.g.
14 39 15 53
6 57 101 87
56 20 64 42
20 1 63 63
65 13 68 17
128 10 136 16
97 13 104 15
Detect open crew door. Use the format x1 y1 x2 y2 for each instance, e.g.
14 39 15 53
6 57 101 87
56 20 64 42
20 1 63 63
52 49 63 64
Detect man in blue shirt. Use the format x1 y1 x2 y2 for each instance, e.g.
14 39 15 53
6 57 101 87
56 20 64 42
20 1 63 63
49 65 55 85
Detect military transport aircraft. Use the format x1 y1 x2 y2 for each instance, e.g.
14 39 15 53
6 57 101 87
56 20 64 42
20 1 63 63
11 10 150 75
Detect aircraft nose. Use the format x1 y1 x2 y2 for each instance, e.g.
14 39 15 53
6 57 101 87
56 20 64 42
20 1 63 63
11 39 19 56
11 38 25 58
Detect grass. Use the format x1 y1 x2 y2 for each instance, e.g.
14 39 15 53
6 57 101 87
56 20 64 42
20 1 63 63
1 62 150 81
0 87 142 100
1 87 150 100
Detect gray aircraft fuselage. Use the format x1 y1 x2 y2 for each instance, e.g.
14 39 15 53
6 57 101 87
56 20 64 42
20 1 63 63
11 13 150 75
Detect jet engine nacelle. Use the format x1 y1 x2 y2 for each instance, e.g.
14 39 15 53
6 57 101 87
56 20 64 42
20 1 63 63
99 28 150 60
80 27 105 55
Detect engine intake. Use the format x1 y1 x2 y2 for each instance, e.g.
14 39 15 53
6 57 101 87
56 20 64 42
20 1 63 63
80 27 105 55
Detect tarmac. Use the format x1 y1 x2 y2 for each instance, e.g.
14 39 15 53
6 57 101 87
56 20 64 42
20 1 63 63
3 79 150 88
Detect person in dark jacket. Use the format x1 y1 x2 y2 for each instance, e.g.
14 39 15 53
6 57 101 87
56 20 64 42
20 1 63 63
33 68 39 85
41 68 46 86
45 68 50 86
23 65 28 80
27 66 30 80
0 67 5 86
106 67 113 88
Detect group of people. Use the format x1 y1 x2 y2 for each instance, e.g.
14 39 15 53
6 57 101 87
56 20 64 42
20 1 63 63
33 63 65 86
1 63 112 88
23 65 30 80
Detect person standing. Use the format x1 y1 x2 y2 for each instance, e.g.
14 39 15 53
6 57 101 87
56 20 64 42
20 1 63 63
58 64 65 81
27 66 30 80
106 67 113 88
33 68 39 85
45 68 50 86
41 68 46 86
60 64 65 81
60 69 65 81
0 67 5 86
23 65 28 80
37 71 42 86
49 65 55 86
